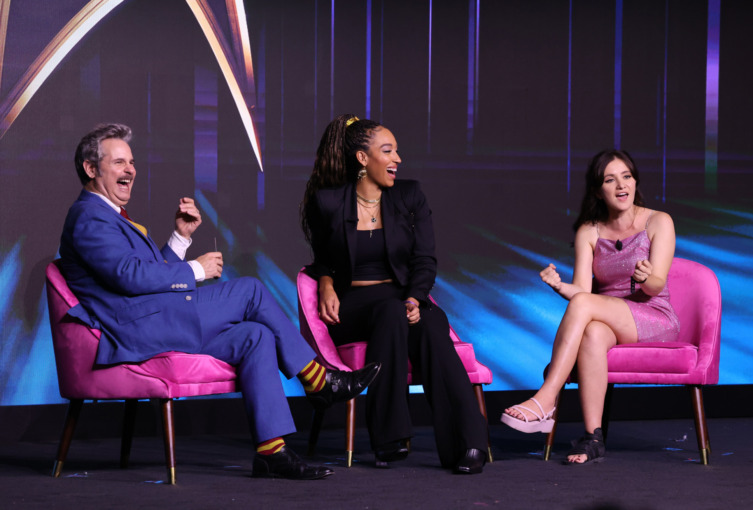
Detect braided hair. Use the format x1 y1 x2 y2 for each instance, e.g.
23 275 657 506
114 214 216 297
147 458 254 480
300 114 382 244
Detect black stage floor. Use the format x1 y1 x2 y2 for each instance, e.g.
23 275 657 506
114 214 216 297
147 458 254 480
2 418 752 509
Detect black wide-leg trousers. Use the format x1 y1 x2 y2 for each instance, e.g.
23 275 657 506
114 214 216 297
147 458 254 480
328 283 487 467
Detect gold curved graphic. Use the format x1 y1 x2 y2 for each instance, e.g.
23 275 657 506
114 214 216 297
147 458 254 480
186 0 262 170
0 0 125 139
0 0 262 171
0 0 12 94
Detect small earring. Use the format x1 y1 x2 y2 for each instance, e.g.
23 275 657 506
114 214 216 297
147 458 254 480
357 168 367 180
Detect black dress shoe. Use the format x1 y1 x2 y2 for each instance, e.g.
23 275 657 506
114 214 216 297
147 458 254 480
375 439 410 467
306 362 381 410
454 448 486 474
252 446 334 480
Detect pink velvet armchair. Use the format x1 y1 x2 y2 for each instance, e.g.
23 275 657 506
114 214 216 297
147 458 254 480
45 260 238 484
543 257 722 464
296 268 493 466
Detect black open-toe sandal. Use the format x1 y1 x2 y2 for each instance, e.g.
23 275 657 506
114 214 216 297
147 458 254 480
563 428 605 465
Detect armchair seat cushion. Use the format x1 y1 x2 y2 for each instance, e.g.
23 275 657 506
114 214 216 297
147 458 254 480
606 342 698 375
126 351 237 384
336 339 492 385
336 342 368 371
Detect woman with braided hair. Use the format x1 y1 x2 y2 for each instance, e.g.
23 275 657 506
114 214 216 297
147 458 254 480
301 114 488 474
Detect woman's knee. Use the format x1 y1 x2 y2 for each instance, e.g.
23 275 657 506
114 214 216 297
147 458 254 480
371 297 407 321
565 292 600 319
568 291 594 309
579 322 615 356
366 299 409 349
416 307 451 341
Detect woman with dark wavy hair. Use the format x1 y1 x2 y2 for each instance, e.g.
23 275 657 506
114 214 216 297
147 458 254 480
301 114 488 474
501 149 679 465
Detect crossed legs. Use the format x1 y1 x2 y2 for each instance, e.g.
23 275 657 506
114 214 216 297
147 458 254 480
502 292 638 462
195 277 316 442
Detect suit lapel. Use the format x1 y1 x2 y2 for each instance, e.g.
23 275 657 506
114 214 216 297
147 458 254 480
79 191 163 260
381 186 399 263
343 183 359 272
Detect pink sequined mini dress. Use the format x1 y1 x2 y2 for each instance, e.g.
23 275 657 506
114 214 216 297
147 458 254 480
592 228 680 343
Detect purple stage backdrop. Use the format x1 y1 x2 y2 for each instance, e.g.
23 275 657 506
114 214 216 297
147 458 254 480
1 0 751 405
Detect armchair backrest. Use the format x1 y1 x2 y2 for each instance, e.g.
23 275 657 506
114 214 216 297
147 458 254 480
296 269 351 371
45 260 102 397
666 257 722 383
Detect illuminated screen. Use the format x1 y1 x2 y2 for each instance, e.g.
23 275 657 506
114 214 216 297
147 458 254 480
1 0 750 405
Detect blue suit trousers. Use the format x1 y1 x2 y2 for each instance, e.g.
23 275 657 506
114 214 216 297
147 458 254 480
194 277 315 443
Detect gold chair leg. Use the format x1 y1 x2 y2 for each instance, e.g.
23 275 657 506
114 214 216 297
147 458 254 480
699 448 709 466
345 398 356 467
689 385 711 465
543 387 564 461
160 399 177 484
52 399 83 478
52 460 64 478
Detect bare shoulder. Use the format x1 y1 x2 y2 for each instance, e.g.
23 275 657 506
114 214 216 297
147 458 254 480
646 209 674 234
575 222 598 249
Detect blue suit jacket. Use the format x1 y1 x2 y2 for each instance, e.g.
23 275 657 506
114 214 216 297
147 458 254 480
59 190 201 365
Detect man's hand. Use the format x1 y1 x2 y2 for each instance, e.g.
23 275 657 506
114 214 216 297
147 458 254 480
195 252 223 279
175 197 202 239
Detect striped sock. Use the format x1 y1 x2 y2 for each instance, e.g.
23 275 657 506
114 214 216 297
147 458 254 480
256 437 285 455
298 360 327 394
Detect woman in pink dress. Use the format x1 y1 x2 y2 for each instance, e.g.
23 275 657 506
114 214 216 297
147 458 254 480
500 149 680 464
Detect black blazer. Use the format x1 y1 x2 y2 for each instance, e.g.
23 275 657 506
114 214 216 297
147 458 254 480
306 179 437 305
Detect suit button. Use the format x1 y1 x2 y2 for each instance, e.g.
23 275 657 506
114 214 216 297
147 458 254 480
185 295 192 301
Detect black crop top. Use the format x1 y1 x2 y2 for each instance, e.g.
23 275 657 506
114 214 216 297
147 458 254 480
352 229 393 281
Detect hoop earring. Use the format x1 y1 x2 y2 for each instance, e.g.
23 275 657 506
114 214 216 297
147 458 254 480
357 168 367 181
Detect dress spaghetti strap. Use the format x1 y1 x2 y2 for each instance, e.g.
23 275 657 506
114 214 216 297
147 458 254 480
644 210 655 230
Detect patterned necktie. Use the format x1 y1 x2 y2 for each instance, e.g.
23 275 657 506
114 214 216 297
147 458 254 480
119 207 148 236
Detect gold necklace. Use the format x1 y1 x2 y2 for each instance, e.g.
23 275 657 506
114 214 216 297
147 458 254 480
357 192 381 204
357 201 380 238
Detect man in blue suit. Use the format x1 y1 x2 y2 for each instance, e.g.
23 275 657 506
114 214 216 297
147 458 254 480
59 123 380 480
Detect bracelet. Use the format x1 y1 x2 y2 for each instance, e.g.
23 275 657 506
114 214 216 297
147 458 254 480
635 276 648 284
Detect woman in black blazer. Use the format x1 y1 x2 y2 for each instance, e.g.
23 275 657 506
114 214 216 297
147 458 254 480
301 114 488 474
